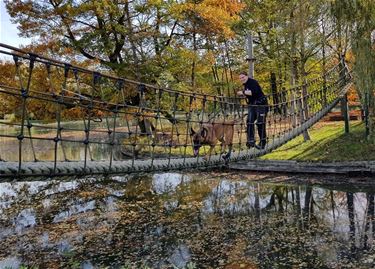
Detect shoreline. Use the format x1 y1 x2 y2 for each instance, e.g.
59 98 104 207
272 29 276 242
229 159 375 175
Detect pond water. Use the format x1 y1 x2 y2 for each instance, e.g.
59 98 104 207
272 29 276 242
0 121 127 162
0 172 374 268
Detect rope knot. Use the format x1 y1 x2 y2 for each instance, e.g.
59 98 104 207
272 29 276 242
116 79 124 90
64 63 71 78
21 88 28 98
28 53 37 70
93 72 101 85
17 134 24 141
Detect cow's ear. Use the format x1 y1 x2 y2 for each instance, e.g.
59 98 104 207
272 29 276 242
201 127 208 138
190 127 196 136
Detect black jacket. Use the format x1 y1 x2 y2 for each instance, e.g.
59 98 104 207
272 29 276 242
243 78 266 104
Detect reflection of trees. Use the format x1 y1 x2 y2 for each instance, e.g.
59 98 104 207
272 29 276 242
254 183 260 221
1 176 375 268
263 186 286 212
363 193 374 250
294 186 302 229
343 191 375 255
347 192 356 253
330 190 336 228
247 185 375 268
303 186 314 229
0 178 138 261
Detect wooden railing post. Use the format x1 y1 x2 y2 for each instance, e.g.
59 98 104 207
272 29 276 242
341 93 350 133
340 56 350 134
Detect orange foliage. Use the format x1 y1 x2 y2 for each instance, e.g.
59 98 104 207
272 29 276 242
347 88 359 104
171 0 244 38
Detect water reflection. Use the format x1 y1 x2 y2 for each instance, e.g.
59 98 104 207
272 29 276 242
152 173 191 194
0 135 113 162
0 173 374 268
14 208 36 232
0 257 21 269
53 200 96 223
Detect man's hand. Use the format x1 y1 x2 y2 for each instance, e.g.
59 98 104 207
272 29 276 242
237 90 244 96
237 90 252 96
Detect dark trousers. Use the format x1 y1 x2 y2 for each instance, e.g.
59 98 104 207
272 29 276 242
247 104 268 146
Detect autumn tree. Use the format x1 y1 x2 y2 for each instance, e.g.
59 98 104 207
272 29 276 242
5 0 243 94
6 1 168 78
331 0 375 140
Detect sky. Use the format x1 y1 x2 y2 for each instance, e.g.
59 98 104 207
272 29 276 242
0 0 32 47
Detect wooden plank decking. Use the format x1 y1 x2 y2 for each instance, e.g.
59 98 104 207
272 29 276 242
229 160 375 175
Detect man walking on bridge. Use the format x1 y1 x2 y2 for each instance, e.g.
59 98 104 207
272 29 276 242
237 72 268 149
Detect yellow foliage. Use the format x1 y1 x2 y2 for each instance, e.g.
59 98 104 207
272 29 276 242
171 0 244 38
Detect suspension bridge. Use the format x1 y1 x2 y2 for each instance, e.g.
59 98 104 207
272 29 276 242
0 43 352 177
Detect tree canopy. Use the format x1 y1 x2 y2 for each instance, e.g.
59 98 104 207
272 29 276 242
3 0 375 137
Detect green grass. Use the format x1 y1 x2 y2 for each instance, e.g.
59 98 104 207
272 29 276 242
261 121 375 162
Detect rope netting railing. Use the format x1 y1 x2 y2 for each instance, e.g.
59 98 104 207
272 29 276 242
0 43 352 177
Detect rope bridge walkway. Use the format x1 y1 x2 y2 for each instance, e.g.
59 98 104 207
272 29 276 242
0 43 352 177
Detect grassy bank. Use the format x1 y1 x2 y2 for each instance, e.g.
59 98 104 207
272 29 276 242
261 121 375 162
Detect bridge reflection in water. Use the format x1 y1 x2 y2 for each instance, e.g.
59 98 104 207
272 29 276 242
0 172 374 268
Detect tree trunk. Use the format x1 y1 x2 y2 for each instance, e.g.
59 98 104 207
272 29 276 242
154 7 161 57
298 0 310 141
321 14 328 106
270 72 280 114
290 10 299 128
191 30 197 90
125 1 140 79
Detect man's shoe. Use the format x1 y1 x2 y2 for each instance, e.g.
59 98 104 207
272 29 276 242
255 143 266 150
246 142 255 149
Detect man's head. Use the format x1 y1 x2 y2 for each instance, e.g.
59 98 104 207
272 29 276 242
239 71 248 84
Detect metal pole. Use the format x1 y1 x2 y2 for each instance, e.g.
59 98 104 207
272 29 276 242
246 33 255 78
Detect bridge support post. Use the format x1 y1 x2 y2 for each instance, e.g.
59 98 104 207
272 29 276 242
341 93 350 133
246 33 255 79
